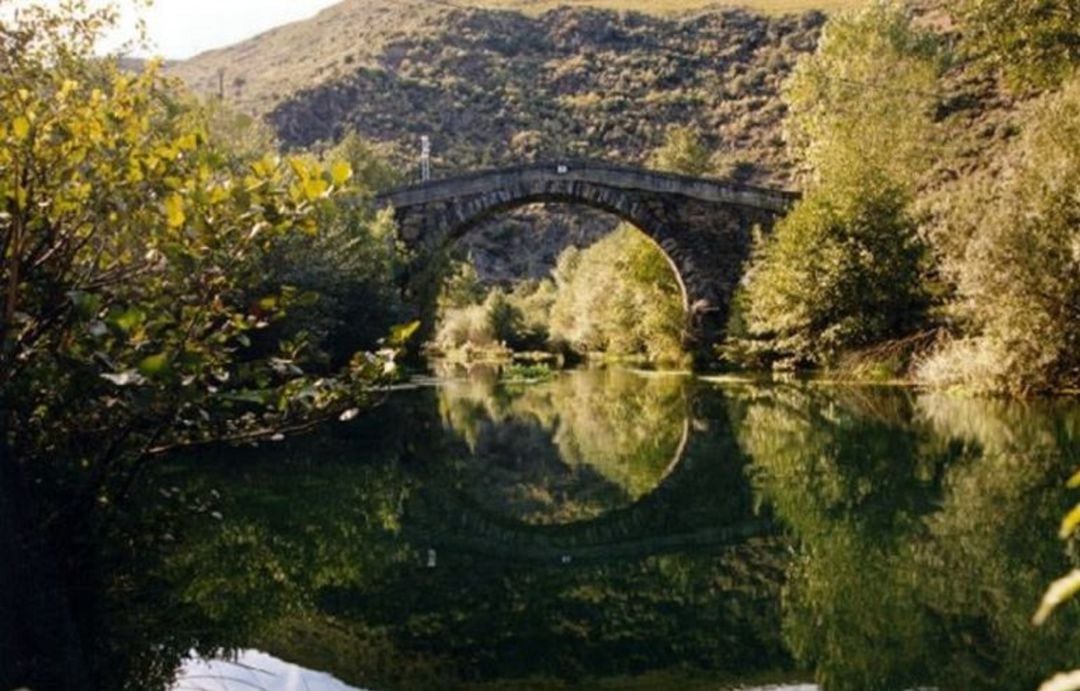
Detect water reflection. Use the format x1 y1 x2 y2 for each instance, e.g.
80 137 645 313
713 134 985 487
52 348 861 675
174 650 366 691
9 370 1080 691
435 366 691 524
732 385 1080 691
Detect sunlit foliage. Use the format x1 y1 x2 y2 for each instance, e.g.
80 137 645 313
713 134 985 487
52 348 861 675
432 225 687 365
0 2 394 511
731 1 937 368
918 76 1080 393
648 125 712 177
549 225 688 365
956 0 1080 90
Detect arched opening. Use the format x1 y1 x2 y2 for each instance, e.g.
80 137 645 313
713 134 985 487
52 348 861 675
425 197 693 367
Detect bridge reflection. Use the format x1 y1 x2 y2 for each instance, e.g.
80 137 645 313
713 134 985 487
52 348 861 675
406 366 775 564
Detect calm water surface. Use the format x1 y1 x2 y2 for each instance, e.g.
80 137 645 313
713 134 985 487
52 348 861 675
100 366 1080 690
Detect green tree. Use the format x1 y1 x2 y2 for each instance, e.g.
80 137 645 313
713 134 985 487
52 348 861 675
956 0 1080 90
740 177 929 365
782 1 940 186
549 225 687 364
0 1 391 528
735 1 937 367
648 125 712 177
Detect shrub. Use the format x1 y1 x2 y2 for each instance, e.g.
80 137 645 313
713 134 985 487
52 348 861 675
733 1 938 368
956 0 1080 90
918 76 1080 393
741 178 929 366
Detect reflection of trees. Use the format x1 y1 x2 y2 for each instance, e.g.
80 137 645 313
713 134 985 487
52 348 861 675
82 429 418 691
436 369 691 524
735 385 1080 690
287 545 791 689
86 381 793 691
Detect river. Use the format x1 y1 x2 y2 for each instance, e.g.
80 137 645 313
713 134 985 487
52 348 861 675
76 366 1080 690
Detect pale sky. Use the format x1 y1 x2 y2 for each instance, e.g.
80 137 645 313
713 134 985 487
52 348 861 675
10 0 343 59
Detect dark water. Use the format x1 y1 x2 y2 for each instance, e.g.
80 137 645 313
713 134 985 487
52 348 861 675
87 367 1080 690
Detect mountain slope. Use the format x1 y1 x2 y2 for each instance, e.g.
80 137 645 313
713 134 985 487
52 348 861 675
168 0 841 281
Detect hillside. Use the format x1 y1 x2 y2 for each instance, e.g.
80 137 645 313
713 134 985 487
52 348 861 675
170 1 845 184
166 1 852 280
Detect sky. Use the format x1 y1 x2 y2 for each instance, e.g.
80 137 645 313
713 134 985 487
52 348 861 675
10 0 343 59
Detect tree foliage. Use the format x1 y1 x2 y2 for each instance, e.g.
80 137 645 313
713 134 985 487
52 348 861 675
739 178 929 366
782 0 940 188
549 225 687 364
957 0 1080 90
0 2 395 510
432 226 687 365
734 1 936 367
647 125 712 177
919 76 1080 393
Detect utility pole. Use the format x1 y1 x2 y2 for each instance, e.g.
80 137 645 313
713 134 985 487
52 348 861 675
420 135 431 182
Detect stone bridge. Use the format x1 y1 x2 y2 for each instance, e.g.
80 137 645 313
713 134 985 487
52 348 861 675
376 161 798 352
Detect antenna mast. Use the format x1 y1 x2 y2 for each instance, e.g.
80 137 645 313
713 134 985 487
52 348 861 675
420 136 432 182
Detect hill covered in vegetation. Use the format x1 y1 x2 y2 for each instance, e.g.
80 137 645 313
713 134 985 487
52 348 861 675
170 1 840 185
168 0 853 286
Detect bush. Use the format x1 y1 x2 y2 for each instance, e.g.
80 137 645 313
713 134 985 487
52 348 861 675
647 125 712 176
740 178 929 366
956 0 1080 90
434 305 497 351
431 227 688 366
918 77 1080 393
549 225 688 365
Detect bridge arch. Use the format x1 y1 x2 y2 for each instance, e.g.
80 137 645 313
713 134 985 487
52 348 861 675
377 161 797 355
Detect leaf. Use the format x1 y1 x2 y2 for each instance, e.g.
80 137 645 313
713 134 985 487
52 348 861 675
164 193 185 228
1039 671 1080 691
339 408 360 422
330 160 353 186
12 116 30 141
137 353 170 377
303 177 329 201
109 308 146 333
220 390 272 405
67 290 101 320
1033 570 1080 626
1068 469 1080 489
1061 504 1080 539
100 371 146 387
385 321 421 348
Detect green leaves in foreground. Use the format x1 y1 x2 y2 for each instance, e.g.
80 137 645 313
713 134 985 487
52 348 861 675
0 0 400 510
